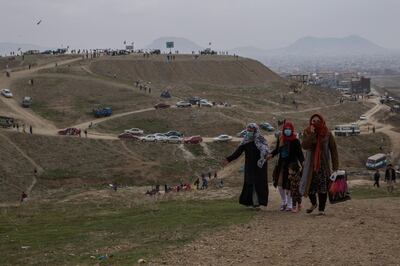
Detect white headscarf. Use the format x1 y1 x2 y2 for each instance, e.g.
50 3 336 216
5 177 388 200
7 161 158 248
241 123 269 168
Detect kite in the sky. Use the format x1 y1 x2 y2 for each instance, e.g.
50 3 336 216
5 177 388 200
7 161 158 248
36 20 42 25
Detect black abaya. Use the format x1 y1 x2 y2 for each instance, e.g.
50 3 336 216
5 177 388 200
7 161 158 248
226 141 268 206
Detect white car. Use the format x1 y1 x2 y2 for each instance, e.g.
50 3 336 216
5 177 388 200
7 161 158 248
200 99 213 107
360 115 368 120
1 89 13 98
124 128 144 135
154 133 168 142
213 134 233 142
167 136 183 143
176 101 192 108
140 134 156 142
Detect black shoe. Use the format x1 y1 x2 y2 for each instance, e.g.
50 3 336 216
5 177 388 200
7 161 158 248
306 204 318 214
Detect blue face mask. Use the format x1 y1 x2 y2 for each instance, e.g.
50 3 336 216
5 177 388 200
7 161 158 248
283 129 292 137
246 131 255 138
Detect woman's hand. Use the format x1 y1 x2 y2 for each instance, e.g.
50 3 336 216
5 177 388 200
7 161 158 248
266 154 273 161
221 159 229 167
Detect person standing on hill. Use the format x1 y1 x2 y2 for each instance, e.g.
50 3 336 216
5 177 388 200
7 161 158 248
373 169 381 188
385 164 396 193
268 121 304 212
300 114 339 216
223 123 269 208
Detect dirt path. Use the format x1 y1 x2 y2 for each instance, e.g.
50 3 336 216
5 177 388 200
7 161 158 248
0 58 81 136
358 90 400 160
0 133 44 207
71 107 155 130
151 196 400 266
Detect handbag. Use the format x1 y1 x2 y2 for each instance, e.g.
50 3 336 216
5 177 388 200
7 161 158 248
328 170 351 204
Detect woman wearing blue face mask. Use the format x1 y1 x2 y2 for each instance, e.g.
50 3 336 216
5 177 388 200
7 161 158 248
267 121 304 212
222 123 270 208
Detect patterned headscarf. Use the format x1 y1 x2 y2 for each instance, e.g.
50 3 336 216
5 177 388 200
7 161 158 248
241 123 270 168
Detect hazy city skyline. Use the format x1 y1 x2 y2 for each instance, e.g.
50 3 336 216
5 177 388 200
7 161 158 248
1 0 399 50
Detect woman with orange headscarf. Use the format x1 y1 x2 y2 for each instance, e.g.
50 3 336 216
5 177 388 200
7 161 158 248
300 114 339 216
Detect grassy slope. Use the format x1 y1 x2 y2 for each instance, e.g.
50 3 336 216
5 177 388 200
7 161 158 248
11 75 158 127
0 198 255 265
2 132 236 192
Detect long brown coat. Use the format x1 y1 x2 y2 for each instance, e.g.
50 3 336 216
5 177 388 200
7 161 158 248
299 130 339 196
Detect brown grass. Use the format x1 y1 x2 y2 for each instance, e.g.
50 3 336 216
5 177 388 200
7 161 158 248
11 75 158 127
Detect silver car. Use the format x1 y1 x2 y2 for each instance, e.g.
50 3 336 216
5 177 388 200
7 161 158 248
1 89 13 98
167 136 183 144
176 101 192 108
140 134 156 142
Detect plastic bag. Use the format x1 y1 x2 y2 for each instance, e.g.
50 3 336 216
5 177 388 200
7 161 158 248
329 170 351 204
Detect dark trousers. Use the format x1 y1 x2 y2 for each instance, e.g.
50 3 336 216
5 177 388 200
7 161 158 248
309 193 327 212
373 179 380 188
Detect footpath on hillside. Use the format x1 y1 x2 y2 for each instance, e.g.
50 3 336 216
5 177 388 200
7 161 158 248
150 195 400 266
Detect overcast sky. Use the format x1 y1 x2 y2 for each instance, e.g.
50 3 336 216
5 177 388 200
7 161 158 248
1 0 399 50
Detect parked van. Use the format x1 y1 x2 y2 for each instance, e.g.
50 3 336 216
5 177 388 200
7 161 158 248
22 96 32 108
0 116 14 128
333 124 360 136
366 153 388 170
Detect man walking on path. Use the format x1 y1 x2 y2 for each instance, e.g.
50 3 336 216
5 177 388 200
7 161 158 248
84 129 88 138
29 125 32 134
373 169 381 188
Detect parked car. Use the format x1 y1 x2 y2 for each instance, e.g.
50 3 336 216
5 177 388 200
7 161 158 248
0 116 14 128
155 133 168 142
167 136 183 144
359 115 368 120
164 131 183 137
21 96 32 108
213 134 233 142
259 122 275 132
141 134 157 142
236 130 247 138
184 135 203 144
58 127 81 136
176 101 192 108
188 97 201 105
118 132 141 140
93 107 112 118
1 89 13 98
154 103 171 109
124 128 144 135
200 99 213 107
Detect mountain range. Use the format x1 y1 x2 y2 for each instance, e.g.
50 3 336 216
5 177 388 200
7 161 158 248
231 35 389 58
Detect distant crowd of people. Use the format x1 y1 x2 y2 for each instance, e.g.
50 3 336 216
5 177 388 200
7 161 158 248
142 172 224 197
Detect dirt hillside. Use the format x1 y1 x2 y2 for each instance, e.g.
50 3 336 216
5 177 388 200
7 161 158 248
151 196 400 266
89 55 282 86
